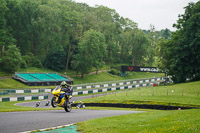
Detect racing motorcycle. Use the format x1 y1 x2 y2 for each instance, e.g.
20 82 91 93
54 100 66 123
51 86 72 112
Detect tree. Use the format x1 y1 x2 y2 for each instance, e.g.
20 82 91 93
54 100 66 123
0 0 8 53
1 45 22 72
159 1 200 83
131 29 150 66
1 0 157 73
91 31 107 74
72 29 106 78
92 6 123 64
162 28 171 40
60 3 84 72
44 45 66 71
0 0 15 58
119 28 150 66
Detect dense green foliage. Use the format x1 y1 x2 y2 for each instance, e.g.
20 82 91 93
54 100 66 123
0 0 170 77
2 0 197 82
44 45 66 71
1 45 22 72
158 1 200 83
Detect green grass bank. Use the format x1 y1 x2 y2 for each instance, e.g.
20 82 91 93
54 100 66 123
80 81 200 108
77 109 200 133
76 80 200 133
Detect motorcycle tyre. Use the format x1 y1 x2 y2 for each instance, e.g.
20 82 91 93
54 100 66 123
51 97 57 108
64 101 72 112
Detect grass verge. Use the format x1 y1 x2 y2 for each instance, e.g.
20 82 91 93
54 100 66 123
77 109 200 133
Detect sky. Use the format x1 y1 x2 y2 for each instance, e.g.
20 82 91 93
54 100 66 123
73 0 199 31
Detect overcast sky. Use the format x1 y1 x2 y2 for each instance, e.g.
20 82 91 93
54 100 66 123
74 0 199 31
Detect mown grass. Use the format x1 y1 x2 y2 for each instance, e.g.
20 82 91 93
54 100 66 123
77 109 200 133
80 81 200 107
0 78 55 89
76 81 200 133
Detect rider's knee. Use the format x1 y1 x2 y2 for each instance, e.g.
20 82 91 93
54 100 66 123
69 95 72 99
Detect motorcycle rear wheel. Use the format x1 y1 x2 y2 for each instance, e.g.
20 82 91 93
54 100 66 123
51 97 57 108
64 101 72 112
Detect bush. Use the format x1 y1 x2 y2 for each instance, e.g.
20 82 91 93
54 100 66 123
20 58 27 68
21 53 33 67
21 53 42 68
109 69 116 75
109 69 120 75
32 57 43 68
2 45 22 73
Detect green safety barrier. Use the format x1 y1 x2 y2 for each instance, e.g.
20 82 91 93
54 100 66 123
1 95 48 102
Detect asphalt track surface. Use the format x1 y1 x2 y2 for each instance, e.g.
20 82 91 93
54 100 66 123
1 95 142 133
0 109 141 133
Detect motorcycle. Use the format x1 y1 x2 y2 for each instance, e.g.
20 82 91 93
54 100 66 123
51 86 72 112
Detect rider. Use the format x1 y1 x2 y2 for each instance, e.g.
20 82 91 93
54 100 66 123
60 81 73 100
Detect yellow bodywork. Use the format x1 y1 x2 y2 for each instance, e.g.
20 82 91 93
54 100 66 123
52 87 66 107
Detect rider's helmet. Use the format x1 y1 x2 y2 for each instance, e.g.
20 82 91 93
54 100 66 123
61 81 67 87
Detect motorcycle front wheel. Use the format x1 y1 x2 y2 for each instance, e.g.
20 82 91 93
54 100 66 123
51 97 57 108
64 101 72 112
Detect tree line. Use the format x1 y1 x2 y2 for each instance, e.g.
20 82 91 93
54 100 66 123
157 1 200 83
1 0 172 78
